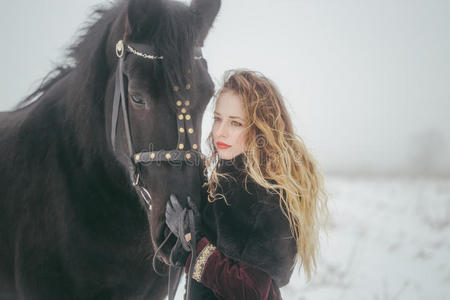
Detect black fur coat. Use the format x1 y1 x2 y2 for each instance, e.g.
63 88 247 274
189 154 297 298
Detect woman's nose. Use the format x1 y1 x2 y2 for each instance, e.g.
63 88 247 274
215 121 229 138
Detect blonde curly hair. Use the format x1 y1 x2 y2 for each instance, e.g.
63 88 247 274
204 69 329 281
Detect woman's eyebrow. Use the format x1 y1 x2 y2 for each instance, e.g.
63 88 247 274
214 111 245 121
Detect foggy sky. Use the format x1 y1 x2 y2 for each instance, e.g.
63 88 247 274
1 0 449 176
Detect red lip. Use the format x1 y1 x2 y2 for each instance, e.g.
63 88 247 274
216 142 231 149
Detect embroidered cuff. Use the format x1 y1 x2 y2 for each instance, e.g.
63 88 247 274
192 243 217 282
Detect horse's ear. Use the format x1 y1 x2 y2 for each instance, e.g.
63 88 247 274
190 0 221 46
126 0 163 39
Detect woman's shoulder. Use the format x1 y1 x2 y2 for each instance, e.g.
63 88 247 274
245 178 282 210
251 183 290 231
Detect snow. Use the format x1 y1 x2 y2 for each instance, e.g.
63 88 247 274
282 176 450 300
168 176 450 300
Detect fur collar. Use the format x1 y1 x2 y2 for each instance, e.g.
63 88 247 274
200 154 297 287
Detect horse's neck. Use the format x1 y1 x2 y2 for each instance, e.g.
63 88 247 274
11 73 128 190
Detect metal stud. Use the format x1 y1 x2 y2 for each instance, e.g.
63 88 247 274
150 152 156 159
116 40 124 58
186 83 191 90
165 153 171 159
176 100 182 106
178 114 184 120
179 144 184 150
186 153 191 159
173 86 180 92
134 154 141 162
185 114 191 120
185 100 190 106
188 128 194 134
181 108 187 114
193 144 198 150
179 127 185 133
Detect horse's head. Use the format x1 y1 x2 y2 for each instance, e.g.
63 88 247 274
105 0 220 262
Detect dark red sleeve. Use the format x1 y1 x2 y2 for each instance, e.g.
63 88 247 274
185 237 281 300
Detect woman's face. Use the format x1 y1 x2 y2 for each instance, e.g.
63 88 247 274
212 90 248 160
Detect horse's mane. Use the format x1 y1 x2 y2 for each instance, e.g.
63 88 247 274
16 0 196 110
16 2 120 109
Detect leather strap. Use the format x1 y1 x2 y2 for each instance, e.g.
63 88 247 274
167 209 199 300
184 115 198 150
134 150 202 164
111 62 121 152
118 57 134 157
168 239 184 300
185 209 198 300
127 42 160 57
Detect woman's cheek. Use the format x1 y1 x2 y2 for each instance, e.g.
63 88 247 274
211 123 219 140
235 129 247 150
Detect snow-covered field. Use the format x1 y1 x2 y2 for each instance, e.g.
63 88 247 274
170 176 450 300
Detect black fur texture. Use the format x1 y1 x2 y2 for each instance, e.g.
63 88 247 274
0 0 220 299
201 154 297 287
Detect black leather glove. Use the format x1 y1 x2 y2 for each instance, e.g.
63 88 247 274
169 237 190 267
165 194 190 251
186 196 204 243
165 195 204 251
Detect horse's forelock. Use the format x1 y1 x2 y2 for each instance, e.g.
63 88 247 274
126 1 197 106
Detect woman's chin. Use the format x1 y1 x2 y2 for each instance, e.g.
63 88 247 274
217 149 240 160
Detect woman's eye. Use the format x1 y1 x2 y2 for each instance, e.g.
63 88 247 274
213 116 221 121
231 121 242 127
130 95 146 106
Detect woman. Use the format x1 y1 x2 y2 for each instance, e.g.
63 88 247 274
166 70 328 299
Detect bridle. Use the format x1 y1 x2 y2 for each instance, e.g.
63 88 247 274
110 39 203 300
111 39 203 211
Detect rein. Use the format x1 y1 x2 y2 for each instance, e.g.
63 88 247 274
110 39 202 300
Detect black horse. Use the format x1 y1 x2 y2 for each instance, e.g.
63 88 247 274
0 0 220 298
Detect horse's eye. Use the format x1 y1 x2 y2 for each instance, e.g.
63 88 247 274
130 95 146 106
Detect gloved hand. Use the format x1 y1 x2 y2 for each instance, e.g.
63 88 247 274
165 195 204 251
166 194 190 251
169 237 190 267
186 196 204 244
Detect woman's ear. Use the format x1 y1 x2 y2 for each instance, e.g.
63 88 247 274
190 0 221 46
126 0 163 39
